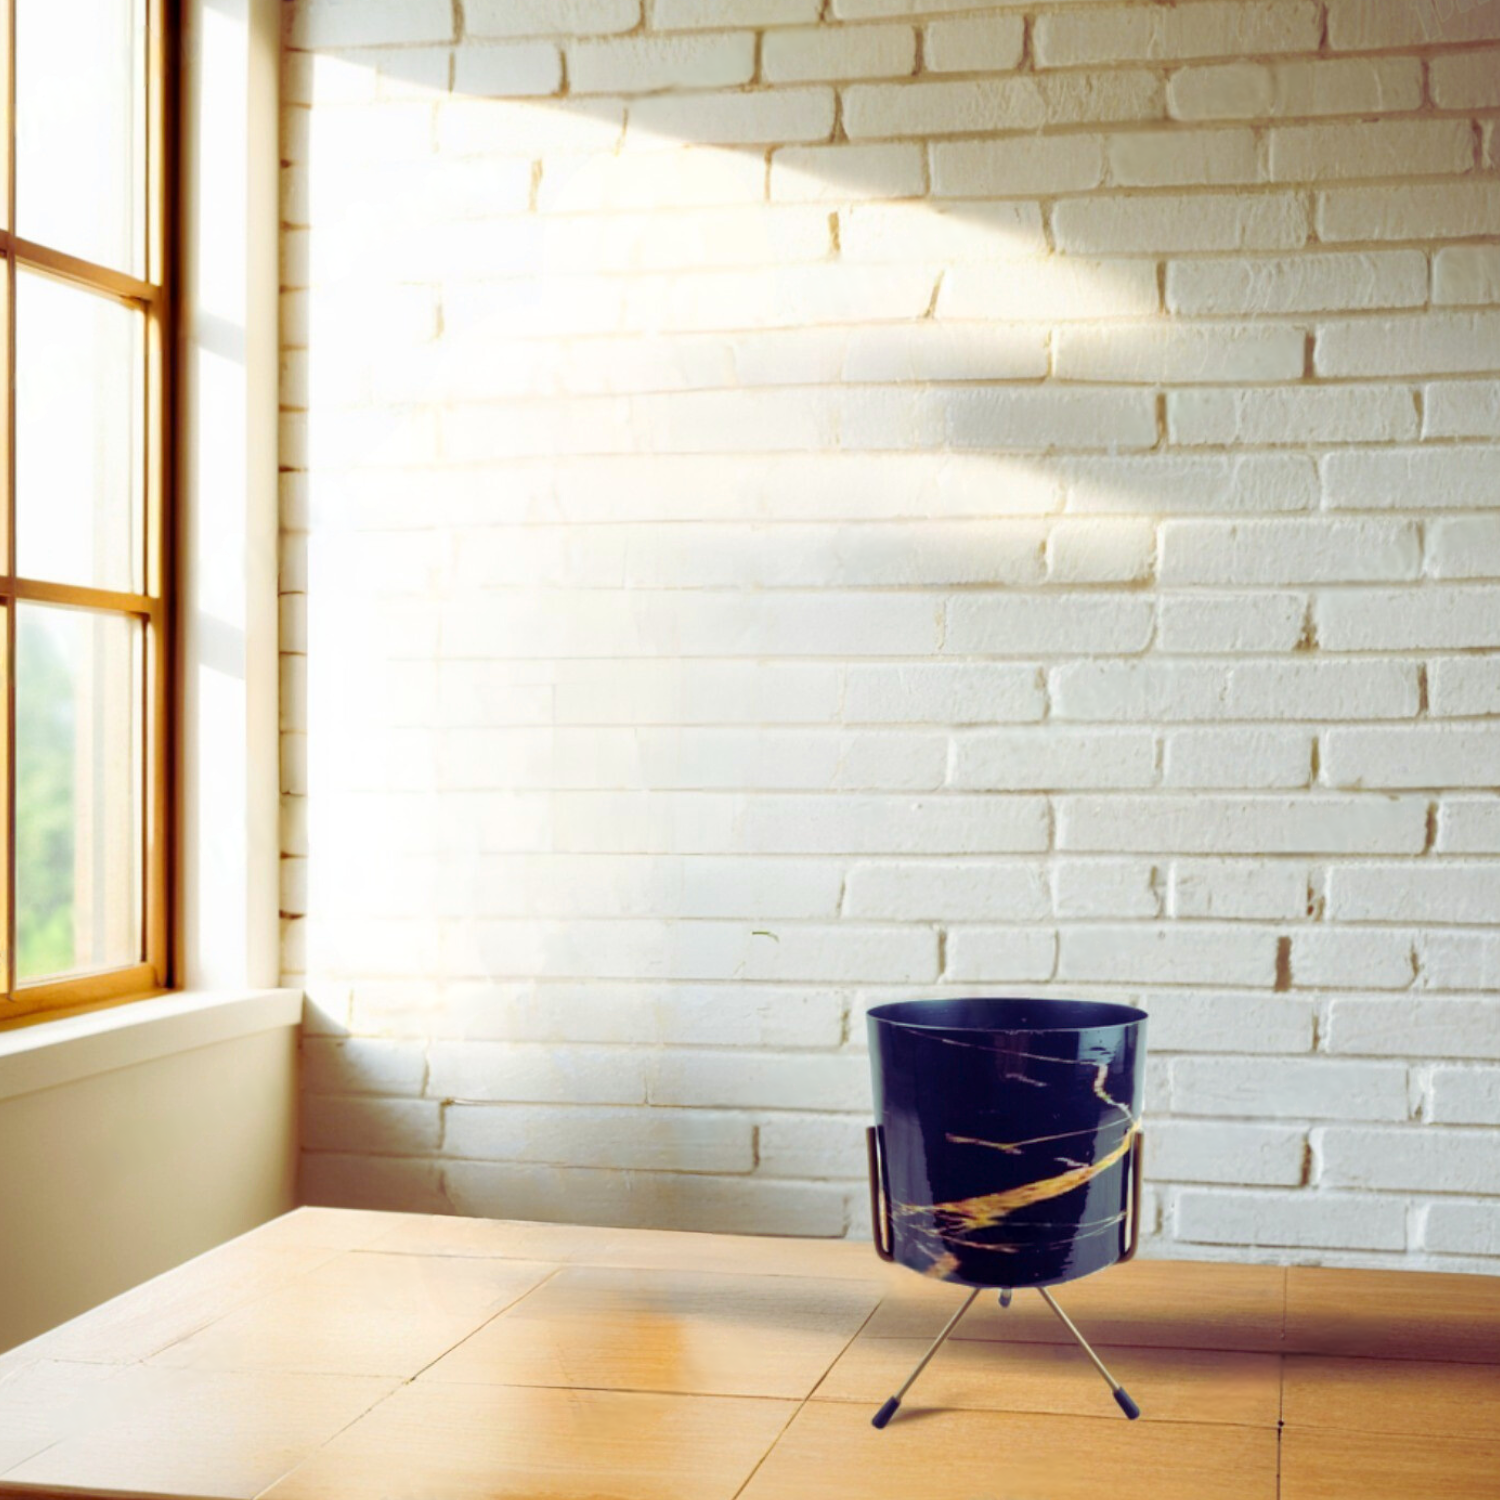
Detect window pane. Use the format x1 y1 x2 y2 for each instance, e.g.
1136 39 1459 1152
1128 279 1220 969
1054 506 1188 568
15 0 146 274
16 270 144 593
16 605 141 984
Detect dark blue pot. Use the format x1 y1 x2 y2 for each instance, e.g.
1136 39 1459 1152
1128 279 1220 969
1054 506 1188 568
866 997 1147 1289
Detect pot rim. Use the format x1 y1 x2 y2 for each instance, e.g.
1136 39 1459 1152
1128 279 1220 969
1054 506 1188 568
866 996 1148 1034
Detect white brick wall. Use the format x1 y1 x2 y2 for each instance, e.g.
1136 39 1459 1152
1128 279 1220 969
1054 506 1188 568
282 0 1500 1271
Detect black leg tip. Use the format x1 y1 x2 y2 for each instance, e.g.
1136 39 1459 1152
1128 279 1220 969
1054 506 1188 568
1113 1388 1141 1421
872 1397 901 1430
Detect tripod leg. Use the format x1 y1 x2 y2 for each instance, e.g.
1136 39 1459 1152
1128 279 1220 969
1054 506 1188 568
871 1287 981 1429
1036 1287 1141 1420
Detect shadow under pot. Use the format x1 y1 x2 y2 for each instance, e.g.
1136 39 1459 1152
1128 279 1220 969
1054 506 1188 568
865 997 1147 1291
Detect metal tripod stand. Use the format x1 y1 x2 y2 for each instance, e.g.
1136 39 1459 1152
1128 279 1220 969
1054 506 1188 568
870 1285 1141 1429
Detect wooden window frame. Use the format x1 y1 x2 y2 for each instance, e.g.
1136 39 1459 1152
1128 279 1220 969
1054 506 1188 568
0 0 175 1026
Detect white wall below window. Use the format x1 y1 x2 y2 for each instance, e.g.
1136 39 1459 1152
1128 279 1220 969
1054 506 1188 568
0 992 300 1352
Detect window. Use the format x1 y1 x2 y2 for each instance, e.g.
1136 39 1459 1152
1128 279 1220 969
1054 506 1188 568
0 0 172 1024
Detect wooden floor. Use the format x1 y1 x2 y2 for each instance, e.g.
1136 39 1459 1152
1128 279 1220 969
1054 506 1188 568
1 1209 1498 1500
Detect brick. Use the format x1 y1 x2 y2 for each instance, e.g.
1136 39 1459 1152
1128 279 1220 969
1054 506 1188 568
944 389 1159 453
652 0 819 27
1327 867 1500 926
438 98 625 155
442 1104 754 1173
647 1050 868 1111
1107 127 1258 187
1057 924 1279 987
1055 324 1304 384
756 1114 868 1179
845 324 1051 383
1291 929 1417 991
838 201 1048 262
1157 595 1308 655
302 1095 443 1155
925 15 1025 72
1317 589 1500 652
1161 520 1420 585
1434 247 1500 306
835 0 1010 13
1329 997 1500 1060
1318 313 1500 379
1320 1126 1500 1194
1051 860 1161 919
465 0 640 36
1168 57 1423 121
1327 0 1500 49
932 135 1105 197
1046 519 1156 585
1169 387 1420 447
1429 1068 1500 1125
301 1154 449 1214
1064 455 1319 515
1174 1058 1409 1120
1323 449 1500 511
762 24 916 81
1319 183 1500 242
1164 728 1313 790
1059 795 1426 855
426 1042 649 1104
626 87 835 147
945 594 1154 656
1167 251 1427 316
1054 192 1307 254
1424 384 1500 443
1430 660 1500 717
843 71 1162 139
1149 1121 1309 1186
568 34 755 94
1425 1203 1500 1257
1323 726 1500 790
302 1038 427 1097
844 860 1049 920
288 0 454 48
1431 47 1500 108
1169 859 1310 920
1420 933 1500 992
1037 1 1320 67
770 143 924 202
951 729 1158 790
1176 1190 1405 1251
842 663 1046 724
1270 119 1476 183
539 147 766 212
1437 798 1500 854
452 42 564 96
1053 661 1419 723
939 259 1160 321
943 927 1059 983
443 1161 845 1236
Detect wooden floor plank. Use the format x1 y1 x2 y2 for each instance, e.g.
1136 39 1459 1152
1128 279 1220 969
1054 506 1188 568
259 1381 797 1500
148 1252 554 1379
1284 1354 1500 1437
817 1335 1282 1427
422 1264 885 1399
737 1400 1280 1500
0 1367 396 1500
1285 1266 1500 1363
1281 1427 1500 1500
865 1259 1288 1352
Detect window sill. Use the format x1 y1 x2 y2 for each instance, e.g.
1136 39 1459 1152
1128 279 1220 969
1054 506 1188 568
0 988 302 1104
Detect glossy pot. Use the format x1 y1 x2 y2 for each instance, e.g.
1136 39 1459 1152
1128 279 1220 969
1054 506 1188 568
865 997 1147 1289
